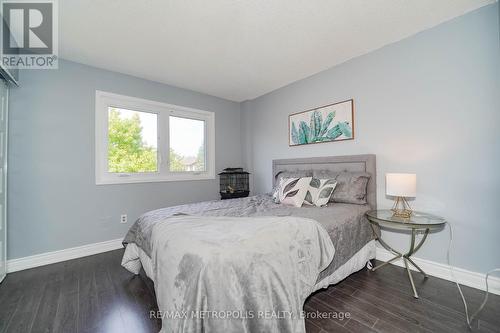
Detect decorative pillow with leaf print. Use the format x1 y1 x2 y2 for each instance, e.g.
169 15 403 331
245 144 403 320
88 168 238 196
274 177 312 207
304 178 337 207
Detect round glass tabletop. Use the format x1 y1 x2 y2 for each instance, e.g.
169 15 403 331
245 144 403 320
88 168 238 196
366 210 446 230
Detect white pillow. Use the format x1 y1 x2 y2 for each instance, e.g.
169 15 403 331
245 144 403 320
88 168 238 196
274 177 312 207
304 178 337 207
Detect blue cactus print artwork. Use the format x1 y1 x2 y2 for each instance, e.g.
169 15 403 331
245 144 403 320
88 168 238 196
289 99 354 146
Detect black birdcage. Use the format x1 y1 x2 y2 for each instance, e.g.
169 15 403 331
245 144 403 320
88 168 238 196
218 168 250 200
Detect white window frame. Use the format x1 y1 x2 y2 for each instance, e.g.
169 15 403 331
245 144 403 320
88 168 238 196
95 90 215 185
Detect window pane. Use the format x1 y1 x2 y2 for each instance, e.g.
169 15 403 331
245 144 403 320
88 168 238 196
108 107 158 173
169 116 205 172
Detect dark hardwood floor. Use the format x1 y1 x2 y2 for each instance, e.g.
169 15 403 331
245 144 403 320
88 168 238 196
0 249 498 333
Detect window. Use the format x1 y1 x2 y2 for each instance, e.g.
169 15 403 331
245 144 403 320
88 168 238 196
169 116 205 172
108 108 158 173
95 91 215 184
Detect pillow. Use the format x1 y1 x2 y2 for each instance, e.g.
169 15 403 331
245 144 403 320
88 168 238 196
271 170 312 197
304 178 337 207
274 170 312 184
313 170 371 205
273 177 312 207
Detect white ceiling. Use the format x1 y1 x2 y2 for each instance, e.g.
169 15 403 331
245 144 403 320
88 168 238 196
59 0 494 102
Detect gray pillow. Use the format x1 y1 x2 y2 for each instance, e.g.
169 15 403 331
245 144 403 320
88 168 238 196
274 169 312 184
313 170 370 205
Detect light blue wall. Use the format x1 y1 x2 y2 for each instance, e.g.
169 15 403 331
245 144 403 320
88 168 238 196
8 60 242 259
242 4 500 273
8 4 500 274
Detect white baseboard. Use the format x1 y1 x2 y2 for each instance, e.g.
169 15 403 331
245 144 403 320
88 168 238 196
6 240 499 296
7 238 124 273
376 247 500 296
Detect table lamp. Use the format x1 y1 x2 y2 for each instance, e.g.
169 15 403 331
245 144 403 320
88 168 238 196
386 173 416 218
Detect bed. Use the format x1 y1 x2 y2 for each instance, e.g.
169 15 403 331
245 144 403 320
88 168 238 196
121 154 377 333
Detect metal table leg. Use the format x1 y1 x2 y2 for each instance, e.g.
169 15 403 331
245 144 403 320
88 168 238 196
404 257 419 298
404 229 429 277
406 257 427 278
369 224 430 298
371 253 401 272
369 223 403 273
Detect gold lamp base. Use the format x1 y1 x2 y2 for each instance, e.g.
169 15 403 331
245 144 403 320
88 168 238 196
391 196 412 218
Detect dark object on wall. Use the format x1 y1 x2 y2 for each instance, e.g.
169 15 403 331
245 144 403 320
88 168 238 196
0 64 18 86
219 168 250 200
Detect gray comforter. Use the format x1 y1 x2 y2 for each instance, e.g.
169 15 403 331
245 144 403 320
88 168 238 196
123 195 373 278
145 215 334 333
122 195 374 332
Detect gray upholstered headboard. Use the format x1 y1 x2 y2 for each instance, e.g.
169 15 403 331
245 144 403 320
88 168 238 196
272 154 377 209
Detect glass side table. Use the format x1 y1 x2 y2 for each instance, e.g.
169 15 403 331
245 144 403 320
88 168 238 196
365 210 446 298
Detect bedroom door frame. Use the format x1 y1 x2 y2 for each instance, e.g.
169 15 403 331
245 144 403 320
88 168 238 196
0 79 8 283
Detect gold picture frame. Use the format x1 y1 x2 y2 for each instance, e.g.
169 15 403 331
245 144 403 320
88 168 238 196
289 99 354 146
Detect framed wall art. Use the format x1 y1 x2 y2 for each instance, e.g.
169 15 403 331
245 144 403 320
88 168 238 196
289 99 354 146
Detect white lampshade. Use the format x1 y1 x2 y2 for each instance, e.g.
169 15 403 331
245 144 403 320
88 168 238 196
386 173 416 197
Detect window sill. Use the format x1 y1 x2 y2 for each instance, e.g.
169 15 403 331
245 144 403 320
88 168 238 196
96 173 215 185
